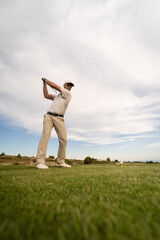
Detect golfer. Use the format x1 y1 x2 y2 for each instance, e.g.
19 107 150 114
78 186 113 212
36 78 74 169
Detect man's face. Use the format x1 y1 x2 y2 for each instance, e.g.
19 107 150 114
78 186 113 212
64 83 73 91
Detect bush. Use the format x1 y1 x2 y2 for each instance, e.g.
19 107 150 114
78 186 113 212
49 155 54 159
84 157 93 164
65 159 72 165
114 159 119 163
146 161 154 164
0 152 5 156
92 160 109 164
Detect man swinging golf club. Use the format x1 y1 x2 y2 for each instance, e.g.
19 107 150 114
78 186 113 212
36 77 74 169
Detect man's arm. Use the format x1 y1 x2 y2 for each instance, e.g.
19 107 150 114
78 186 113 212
42 78 62 93
43 80 54 100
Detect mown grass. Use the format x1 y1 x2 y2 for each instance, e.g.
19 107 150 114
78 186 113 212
0 164 160 240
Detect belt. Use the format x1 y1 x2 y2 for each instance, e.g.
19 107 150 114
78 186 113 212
47 111 63 118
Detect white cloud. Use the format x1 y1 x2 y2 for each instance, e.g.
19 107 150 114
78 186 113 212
0 0 160 146
144 143 160 149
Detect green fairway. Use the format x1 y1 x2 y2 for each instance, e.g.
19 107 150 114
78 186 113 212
0 164 160 240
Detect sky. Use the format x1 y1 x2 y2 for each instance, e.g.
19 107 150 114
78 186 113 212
0 0 160 161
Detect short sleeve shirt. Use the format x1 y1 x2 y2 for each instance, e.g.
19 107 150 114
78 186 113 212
48 87 72 115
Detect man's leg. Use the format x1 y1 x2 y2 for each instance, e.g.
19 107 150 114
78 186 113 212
36 114 53 165
53 117 67 165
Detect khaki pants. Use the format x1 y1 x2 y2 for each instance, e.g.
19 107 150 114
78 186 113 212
36 113 67 165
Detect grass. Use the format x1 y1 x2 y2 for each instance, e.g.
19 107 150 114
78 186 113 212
0 164 160 240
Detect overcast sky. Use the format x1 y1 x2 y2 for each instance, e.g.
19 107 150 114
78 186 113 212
0 0 160 161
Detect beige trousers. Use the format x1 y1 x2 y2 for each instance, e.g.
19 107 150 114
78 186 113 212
36 113 67 165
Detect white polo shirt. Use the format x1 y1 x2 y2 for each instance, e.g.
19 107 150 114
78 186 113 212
48 87 72 116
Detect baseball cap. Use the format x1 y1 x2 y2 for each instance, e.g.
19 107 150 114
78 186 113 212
64 80 74 87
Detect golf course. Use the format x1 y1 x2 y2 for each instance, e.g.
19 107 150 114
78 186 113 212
0 164 160 240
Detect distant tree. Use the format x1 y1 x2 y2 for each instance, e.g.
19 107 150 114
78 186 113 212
0 152 5 156
84 156 93 164
65 159 72 165
114 159 119 163
49 155 54 159
106 157 111 162
17 154 21 158
91 158 98 164
146 161 153 164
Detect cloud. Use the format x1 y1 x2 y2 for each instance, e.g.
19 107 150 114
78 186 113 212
144 142 160 149
0 0 160 146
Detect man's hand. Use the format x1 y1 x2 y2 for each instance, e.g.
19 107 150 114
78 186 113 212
41 77 61 93
42 78 46 82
